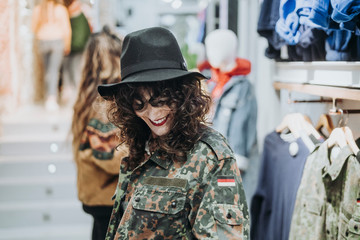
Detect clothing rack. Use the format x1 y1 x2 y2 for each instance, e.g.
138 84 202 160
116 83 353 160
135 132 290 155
273 82 360 101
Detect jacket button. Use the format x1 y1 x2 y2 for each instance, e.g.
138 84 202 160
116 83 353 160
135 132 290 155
135 197 140 202
171 201 177 208
226 212 232 219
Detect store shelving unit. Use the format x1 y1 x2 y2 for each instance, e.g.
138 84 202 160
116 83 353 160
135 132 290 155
272 62 360 101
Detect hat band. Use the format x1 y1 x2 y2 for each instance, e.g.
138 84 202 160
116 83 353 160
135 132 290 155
121 60 186 79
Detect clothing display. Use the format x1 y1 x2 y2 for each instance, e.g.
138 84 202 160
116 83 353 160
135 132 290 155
289 141 360 239
252 121 360 240
257 0 284 60
258 0 360 61
105 126 249 240
250 131 311 240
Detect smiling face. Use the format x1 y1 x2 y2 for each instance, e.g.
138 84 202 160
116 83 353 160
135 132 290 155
133 88 174 137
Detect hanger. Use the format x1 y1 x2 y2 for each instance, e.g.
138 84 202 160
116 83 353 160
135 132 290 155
326 126 359 156
344 126 360 155
276 113 321 152
327 127 347 149
315 114 334 138
276 113 307 139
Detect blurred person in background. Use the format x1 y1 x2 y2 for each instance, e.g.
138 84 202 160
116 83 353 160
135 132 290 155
71 26 127 240
62 0 92 106
31 0 71 111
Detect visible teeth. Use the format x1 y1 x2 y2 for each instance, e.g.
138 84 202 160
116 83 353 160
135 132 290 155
153 117 166 124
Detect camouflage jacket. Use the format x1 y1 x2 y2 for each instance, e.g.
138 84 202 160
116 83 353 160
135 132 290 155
289 141 360 240
105 126 250 240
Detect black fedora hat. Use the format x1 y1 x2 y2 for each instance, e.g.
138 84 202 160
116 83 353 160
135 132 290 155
98 27 206 98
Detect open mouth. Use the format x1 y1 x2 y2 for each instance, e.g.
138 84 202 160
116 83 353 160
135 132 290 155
150 115 169 127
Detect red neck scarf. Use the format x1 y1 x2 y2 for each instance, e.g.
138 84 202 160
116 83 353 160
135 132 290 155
209 58 251 100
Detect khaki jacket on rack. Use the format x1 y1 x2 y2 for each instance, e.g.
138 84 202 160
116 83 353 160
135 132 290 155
289 141 360 239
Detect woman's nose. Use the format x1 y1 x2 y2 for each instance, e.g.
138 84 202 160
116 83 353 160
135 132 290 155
146 105 160 118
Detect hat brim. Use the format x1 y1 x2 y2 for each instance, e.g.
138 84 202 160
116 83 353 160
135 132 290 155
98 68 207 98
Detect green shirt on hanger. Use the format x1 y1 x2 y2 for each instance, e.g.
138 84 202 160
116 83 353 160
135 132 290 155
289 141 360 239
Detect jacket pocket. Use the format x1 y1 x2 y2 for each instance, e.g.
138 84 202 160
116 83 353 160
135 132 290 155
213 204 245 239
304 197 323 216
213 204 244 225
132 185 186 215
339 208 360 239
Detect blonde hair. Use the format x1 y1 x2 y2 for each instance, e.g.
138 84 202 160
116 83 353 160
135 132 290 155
71 27 123 159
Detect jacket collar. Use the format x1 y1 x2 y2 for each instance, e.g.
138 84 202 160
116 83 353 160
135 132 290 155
319 141 353 181
149 151 172 169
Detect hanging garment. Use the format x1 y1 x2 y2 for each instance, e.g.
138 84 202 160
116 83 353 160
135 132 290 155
257 0 285 60
331 0 360 24
289 141 360 239
250 131 311 240
325 29 353 61
275 0 314 45
207 59 255 171
309 0 332 28
295 25 327 61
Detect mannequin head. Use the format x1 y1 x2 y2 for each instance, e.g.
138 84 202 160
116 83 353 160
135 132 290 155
205 29 238 72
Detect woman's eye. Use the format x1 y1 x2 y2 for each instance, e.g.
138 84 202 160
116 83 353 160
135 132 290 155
133 101 144 110
152 100 165 107
150 98 167 107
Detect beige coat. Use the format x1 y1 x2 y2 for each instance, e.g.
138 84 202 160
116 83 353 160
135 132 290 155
75 118 128 206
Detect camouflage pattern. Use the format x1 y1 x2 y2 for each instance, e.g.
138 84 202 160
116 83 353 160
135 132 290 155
289 141 360 240
105 126 249 240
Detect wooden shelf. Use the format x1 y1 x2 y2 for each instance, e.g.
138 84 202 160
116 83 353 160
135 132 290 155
273 82 360 101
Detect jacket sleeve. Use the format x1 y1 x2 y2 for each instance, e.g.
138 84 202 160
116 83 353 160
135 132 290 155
191 156 250 239
227 79 257 171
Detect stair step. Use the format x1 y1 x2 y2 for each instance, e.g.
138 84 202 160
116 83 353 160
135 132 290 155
0 154 75 178
0 177 77 202
0 105 94 239
0 105 72 137
0 200 92 228
0 224 92 240
2 122 71 137
0 140 72 156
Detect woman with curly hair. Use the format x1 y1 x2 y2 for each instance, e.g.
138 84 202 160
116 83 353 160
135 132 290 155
98 27 249 240
71 26 127 240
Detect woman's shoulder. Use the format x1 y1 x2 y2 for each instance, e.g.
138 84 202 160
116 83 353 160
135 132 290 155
193 126 234 161
86 117 117 136
54 3 69 15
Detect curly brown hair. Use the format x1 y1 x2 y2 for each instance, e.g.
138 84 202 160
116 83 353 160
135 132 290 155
71 27 123 160
107 77 211 169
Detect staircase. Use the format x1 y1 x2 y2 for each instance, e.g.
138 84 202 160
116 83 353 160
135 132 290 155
0 105 92 240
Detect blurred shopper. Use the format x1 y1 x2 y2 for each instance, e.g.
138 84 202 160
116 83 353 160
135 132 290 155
31 0 71 111
61 0 92 106
71 26 127 240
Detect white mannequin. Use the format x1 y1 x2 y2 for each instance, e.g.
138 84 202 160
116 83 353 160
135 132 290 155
204 29 238 72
